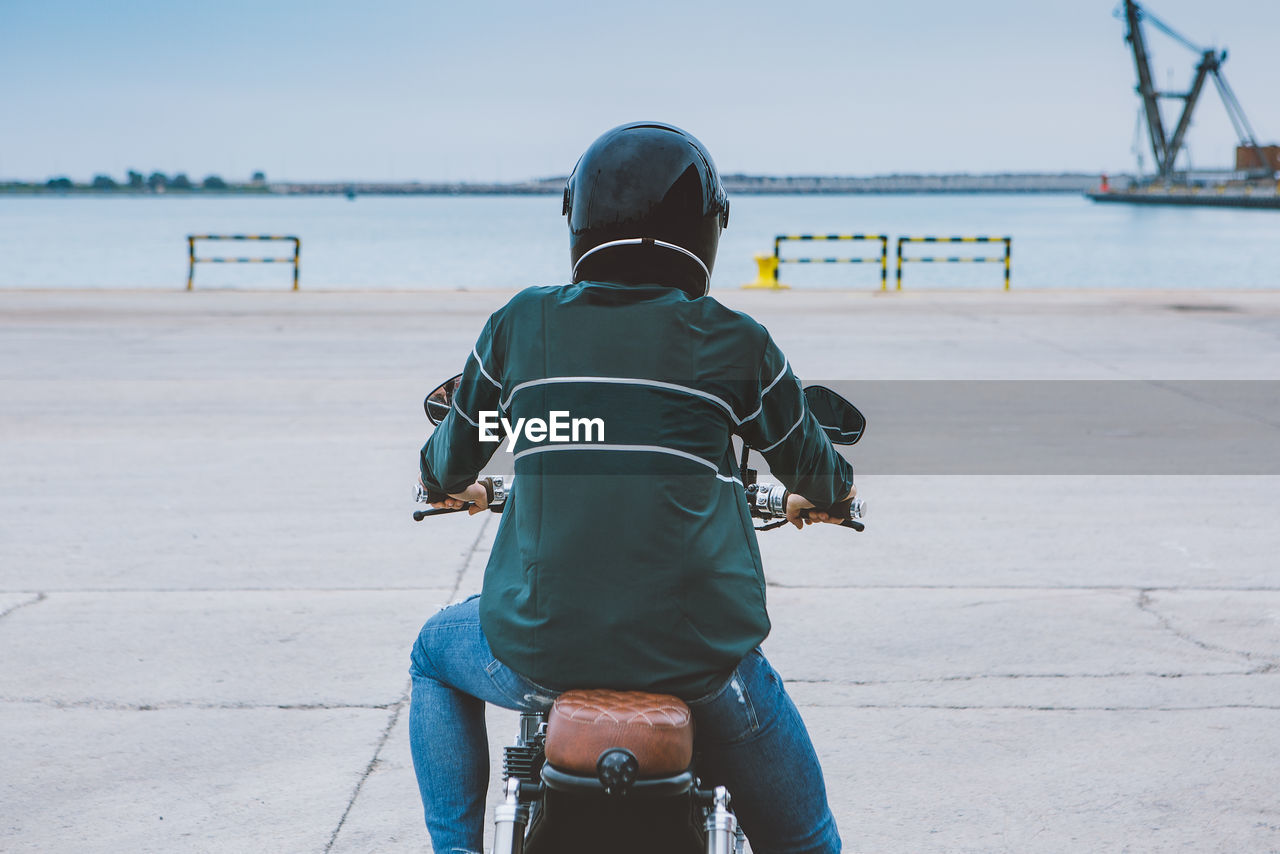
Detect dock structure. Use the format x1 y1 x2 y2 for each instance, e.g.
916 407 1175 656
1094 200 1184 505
1087 184 1280 209
268 173 1104 196
3 289 1280 851
1091 1 1279 208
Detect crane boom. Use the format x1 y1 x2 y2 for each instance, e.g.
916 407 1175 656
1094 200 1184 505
1163 51 1217 178
1119 0 1272 181
1123 0 1169 175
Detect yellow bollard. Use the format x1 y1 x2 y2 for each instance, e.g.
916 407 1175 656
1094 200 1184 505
742 254 788 289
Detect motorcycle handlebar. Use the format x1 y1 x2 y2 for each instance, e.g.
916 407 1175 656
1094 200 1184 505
414 476 507 518
415 476 864 532
746 481 865 531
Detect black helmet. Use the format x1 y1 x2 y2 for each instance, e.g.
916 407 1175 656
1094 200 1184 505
563 121 730 297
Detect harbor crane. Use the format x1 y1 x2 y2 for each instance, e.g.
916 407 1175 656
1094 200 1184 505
1119 0 1272 181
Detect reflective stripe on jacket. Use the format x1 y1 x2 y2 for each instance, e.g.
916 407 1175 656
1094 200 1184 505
420 281 853 697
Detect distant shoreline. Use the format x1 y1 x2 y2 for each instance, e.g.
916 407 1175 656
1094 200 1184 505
3 173 1109 196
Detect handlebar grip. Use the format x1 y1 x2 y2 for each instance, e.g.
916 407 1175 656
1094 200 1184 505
416 477 499 506
809 496 865 531
420 485 450 504
479 476 500 506
413 476 509 521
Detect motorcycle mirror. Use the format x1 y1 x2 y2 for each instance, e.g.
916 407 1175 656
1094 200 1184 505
803 385 866 445
424 373 463 425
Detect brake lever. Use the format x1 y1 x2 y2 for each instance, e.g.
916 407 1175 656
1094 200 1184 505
412 503 476 521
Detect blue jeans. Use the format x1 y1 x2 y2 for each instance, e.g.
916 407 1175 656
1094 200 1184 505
409 596 840 854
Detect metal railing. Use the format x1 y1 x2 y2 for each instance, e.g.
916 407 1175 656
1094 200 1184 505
186 235 301 291
745 234 888 290
895 236 1011 290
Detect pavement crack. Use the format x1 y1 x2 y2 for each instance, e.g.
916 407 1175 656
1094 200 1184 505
797 703 1280 712
1146 378 1280 433
0 586 462 594
448 513 493 603
0 592 46 620
950 310 1131 378
11 583 1278 594
325 686 408 853
784 669 1269 686
765 582 1280 592
1137 588 1280 665
0 697 400 711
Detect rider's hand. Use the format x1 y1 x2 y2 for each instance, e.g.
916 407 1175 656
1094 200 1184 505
786 485 857 531
428 480 489 516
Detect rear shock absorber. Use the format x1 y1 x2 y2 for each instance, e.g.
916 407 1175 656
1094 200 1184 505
493 777 529 854
705 786 738 854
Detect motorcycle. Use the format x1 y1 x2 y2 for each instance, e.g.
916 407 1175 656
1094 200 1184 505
415 373 866 854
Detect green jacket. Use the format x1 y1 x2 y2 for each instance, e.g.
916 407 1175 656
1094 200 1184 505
420 281 853 697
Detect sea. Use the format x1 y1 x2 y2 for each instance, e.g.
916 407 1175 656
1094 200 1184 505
1 193 1278 291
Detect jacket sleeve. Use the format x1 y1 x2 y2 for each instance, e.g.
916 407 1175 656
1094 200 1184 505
737 333 854 508
419 315 504 495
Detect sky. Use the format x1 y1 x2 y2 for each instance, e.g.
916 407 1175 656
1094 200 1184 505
3 0 1279 182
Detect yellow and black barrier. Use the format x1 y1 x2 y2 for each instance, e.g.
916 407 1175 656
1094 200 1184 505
187 235 301 291
744 234 889 290
895 236 1011 290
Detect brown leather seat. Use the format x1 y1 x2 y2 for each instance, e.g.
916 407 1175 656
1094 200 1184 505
545 689 694 778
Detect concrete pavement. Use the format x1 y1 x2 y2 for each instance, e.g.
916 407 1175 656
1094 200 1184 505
1 288 1278 852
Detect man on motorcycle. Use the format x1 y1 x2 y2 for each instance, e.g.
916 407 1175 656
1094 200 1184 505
411 121 855 854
